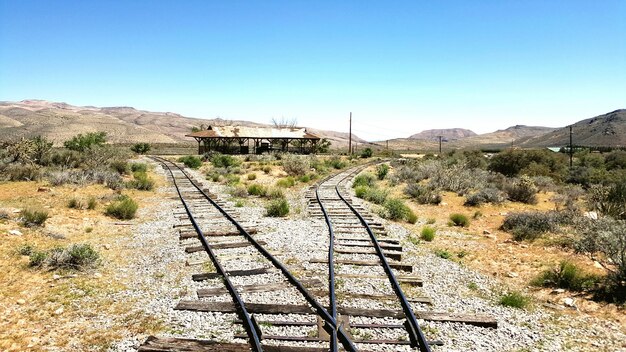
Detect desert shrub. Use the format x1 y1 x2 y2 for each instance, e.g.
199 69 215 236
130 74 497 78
531 176 556 192
464 187 506 206
531 260 599 291
379 198 415 222
262 166 272 174
488 149 567 180
126 172 155 191
435 249 451 259
178 155 202 169
247 183 267 197
224 174 240 185
49 150 82 168
299 174 311 183
64 132 107 152
87 197 97 210
130 163 148 173
449 213 470 227
587 181 626 219
266 187 285 200
407 212 418 224
229 185 248 198
551 185 584 212
130 143 151 154
575 217 626 295
364 187 388 205
105 195 138 220
109 160 129 174
376 164 389 180
421 226 436 241
3 164 42 181
354 185 368 198
28 250 48 267
605 150 626 170
499 291 530 309
0 210 9 220
360 148 373 158
21 208 49 227
276 177 296 188
426 161 489 195
282 155 310 176
28 244 99 270
68 197 86 210
247 173 257 180
266 198 289 217
404 183 442 205
234 200 244 207
17 244 34 256
352 172 376 188
208 153 241 168
500 211 570 241
505 176 538 204
325 156 347 169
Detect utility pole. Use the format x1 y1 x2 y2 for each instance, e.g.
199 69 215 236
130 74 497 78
438 135 443 154
348 112 352 155
386 140 389 151
569 125 573 168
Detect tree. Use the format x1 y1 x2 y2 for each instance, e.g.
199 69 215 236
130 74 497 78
271 117 298 128
314 138 331 153
130 143 151 154
360 147 373 158
31 136 53 165
64 132 107 152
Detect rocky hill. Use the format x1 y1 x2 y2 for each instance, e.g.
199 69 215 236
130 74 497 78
408 128 476 141
520 109 626 147
0 100 365 148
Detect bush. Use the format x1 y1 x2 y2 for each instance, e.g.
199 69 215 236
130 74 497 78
587 181 626 220
130 163 148 173
126 171 155 191
499 291 530 309
229 185 248 198
262 166 272 174
266 199 289 217
64 132 107 152
282 155 310 176
28 244 99 270
364 187 389 205
407 212 418 224
68 197 86 210
352 172 376 188
360 148 373 158
209 153 241 168
404 183 442 205
21 208 49 227
178 155 202 169
449 213 470 227
276 177 296 188
531 261 600 291
234 200 244 207
266 187 285 200
605 150 626 170
376 164 389 180
29 250 48 267
380 198 415 223
247 173 257 180
464 187 506 206
299 174 311 183
500 211 572 241
421 226 436 241
435 249 451 259
130 143 151 154
109 160 129 174
325 156 346 169
105 195 138 220
505 176 538 204
3 164 42 181
247 183 267 196
87 197 97 210
488 148 567 180
354 185 369 199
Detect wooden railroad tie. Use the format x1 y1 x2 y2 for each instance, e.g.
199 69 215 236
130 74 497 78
185 240 266 253
139 336 328 352
309 258 413 272
192 267 272 281
179 228 258 240
197 278 323 297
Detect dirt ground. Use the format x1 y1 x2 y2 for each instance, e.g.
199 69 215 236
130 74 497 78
0 165 167 351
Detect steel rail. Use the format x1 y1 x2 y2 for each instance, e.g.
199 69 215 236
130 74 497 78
155 157 263 351
154 156 358 352
332 164 432 352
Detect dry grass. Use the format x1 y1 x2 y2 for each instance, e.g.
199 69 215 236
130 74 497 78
0 166 168 351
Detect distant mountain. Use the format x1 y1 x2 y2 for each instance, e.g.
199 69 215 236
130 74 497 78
0 100 363 148
521 109 626 147
452 125 556 148
408 128 477 141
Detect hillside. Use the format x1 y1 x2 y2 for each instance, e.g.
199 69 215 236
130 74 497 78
452 125 556 148
0 100 362 148
521 109 626 147
408 128 476 141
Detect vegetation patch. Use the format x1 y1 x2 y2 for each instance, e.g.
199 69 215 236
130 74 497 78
266 198 290 217
28 243 100 270
352 172 376 188
376 164 389 180
126 171 155 191
448 213 470 227
500 211 570 241
499 291 531 309
276 176 296 188
21 208 49 227
178 155 202 169
531 260 600 291
420 226 436 241
105 195 139 220
405 183 442 205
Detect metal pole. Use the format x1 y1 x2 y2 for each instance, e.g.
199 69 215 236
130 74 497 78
348 112 352 155
569 125 573 168
438 136 442 154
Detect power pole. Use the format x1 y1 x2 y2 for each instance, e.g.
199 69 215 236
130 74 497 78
438 135 442 154
348 112 352 155
569 125 573 168
386 140 389 151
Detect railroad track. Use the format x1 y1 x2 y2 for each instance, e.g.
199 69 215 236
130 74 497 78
141 157 356 352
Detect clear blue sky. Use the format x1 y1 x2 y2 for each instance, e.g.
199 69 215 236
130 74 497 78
1 1 624 141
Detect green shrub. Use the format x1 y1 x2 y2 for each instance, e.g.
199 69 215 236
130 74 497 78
63 132 107 152
266 199 290 217
234 200 245 207
263 166 272 174
85 227 93 233
407 212 418 224
266 187 285 200
488 148 567 180
282 155 310 176
352 172 376 188
587 181 626 220
500 211 568 241
105 195 138 220
325 156 347 169
364 187 389 205
426 218 436 224
376 164 390 180
209 153 241 168
360 148 373 158
299 174 311 183
354 185 369 198
505 176 538 204
449 213 470 227
87 197 97 210
499 291 530 309
247 183 267 197
464 187 506 206
178 155 203 169
421 226 436 241
28 244 99 270
224 174 240 185
404 183 442 205
109 160 129 174
247 173 257 180
3 164 42 181
380 198 414 222
276 177 296 188
130 143 151 154
29 250 48 267
68 197 86 210
531 261 600 291
130 163 148 173
17 244 35 256
126 172 155 191
229 185 248 198
21 208 49 227
435 249 451 259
